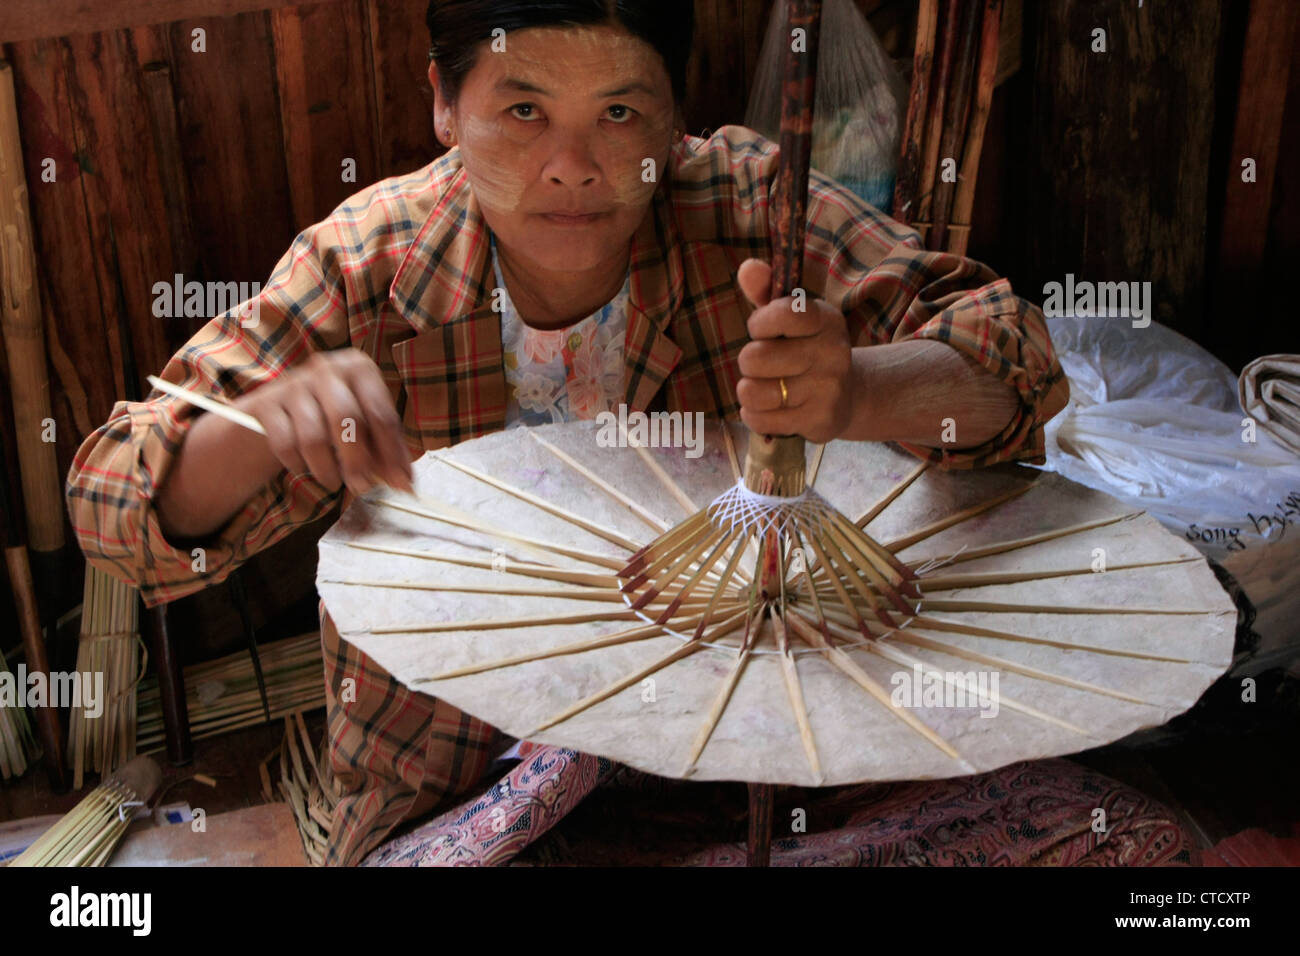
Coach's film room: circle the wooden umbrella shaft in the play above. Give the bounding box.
[743,0,824,498]
[745,0,825,867]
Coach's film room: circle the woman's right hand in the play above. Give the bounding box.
[237,349,413,496]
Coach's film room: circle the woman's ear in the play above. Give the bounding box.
[428,60,455,148]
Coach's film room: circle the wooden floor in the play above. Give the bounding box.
[0,710,328,824]
[3,671,1297,863]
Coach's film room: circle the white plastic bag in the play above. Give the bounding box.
[743,0,906,212]
[1038,315,1300,563]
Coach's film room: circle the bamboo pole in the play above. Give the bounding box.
[948,0,1004,255]
[892,0,940,222]
[918,0,965,223]
[929,0,984,251]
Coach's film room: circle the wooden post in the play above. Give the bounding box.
[0,61,66,583]
[746,782,775,866]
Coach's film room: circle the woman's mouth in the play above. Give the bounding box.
[540,212,606,226]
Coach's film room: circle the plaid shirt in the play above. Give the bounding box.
[66,125,1068,865]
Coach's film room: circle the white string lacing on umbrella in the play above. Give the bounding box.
[706,477,835,538]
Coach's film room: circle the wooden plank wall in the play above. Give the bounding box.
[0,0,912,656]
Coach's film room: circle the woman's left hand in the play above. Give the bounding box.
[734,257,856,444]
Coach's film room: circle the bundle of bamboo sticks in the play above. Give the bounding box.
[136,632,325,752]
[892,0,1005,254]
[67,566,144,789]
[260,711,337,867]
[9,755,161,867]
[0,645,37,780]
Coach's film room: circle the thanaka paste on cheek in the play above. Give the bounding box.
[452,25,677,216]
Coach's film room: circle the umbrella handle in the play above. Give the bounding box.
[744,0,823,496]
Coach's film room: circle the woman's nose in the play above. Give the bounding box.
[544,135,601,186]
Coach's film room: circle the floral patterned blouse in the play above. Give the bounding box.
[492,233,631,428]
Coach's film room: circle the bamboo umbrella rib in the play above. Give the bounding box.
[772,606,823,781]
[620,508,735,587]
[883,483,1034,552]
[373,495,626,570]
[638,527,746,618]
[840,624,1104,736]
[822,515,915,615]
[904,511,1144,567]
[784,610,974,772]
[322,579,637,602]
[856,459,930,527]
[687,531,753,640]
[902,614,1207,664]
[435,454,644,551]
[336,540,616,587]
[821,600,1212,663]
[366,607,649,635]
[917,556,1202,591]
[628,522,733,609]
[417,614,711,682]
[800,528,871,632]
[528,608,749,733]
[831,510,920,591]
[621,427,700,516]
[682,608,762,776]
[878,626,1165,708]
[918,599,1219,615]
[527,429,671,533]
[816,519,894,619]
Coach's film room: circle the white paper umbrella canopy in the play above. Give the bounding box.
[315,419,1236,787]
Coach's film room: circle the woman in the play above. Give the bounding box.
[67,0,1069,866]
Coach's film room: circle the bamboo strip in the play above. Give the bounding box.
[856,459,929,527]
[785,611,973,772]
[883,483,1034,552]
[527,430,670,532]
[368,608,643,635]
[892,0,940,222]
[436,455,644,552]
[528,610,749,733]
[625,430,698,516]
[876,625,1161,707]
[338,541,616,587]
[905,512,1143,567]
[772,607,822,781]
[917,556,1201,590]
[918,599,1217,615]
[681,608,763,775]
[416,615,712,682]
[373,495,622,569]
[845,625,1100,736]
[950,0,1004,243]
[896,614,1202,664]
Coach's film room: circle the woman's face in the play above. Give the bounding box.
[429,25,680,275]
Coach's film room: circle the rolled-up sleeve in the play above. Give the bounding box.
[845,234,1069,468]
[66,221,354,607]
[798,164,1069,469]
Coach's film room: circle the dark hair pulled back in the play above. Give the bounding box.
[427,1,695,106]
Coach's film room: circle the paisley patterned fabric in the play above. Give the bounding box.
[362,746,1190,867]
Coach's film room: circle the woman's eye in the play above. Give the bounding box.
[509,103,538,121]
[606,104,634,123]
